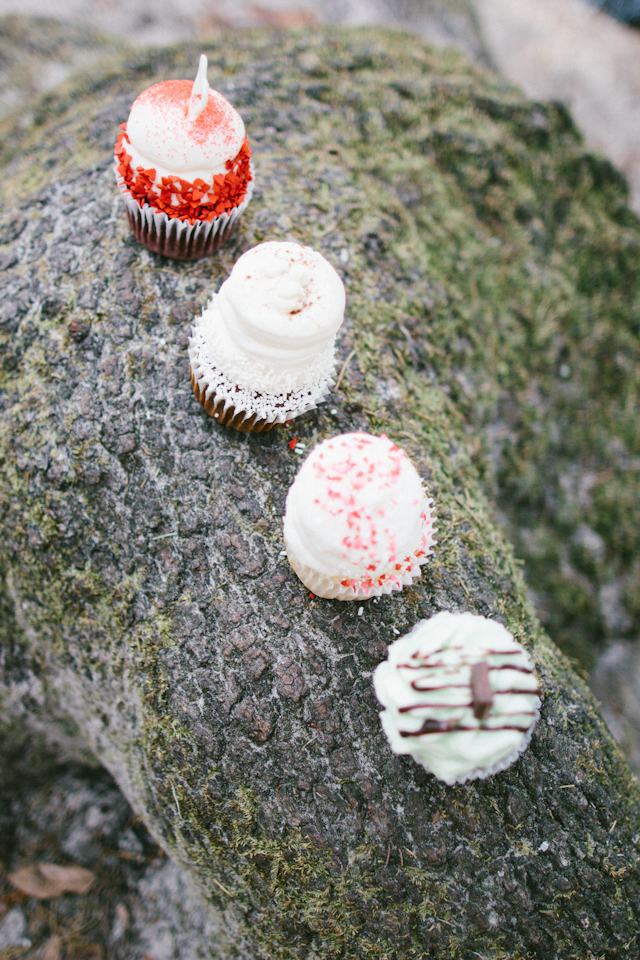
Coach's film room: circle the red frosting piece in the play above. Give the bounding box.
[114,127,252,225]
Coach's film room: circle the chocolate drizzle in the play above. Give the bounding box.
[400,718,455,737]
[491,663,536,674]
[396,646,539,738]
[400,717,535,737]
[399,701,473,712]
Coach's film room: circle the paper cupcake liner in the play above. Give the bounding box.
[188,335,336,433]
[284,508,436,600]
[114,162,255,261]
[191,373,279,433]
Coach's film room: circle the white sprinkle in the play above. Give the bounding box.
[192,301,338,399]
[340,248,349,264]
[392,628,400,635]
[559,363,571,378]
[214,413,219,418]
[159,338,166,346]
[357,606,363,616]
[330,409,338,415]
[297,442,306,449]
[538,841,549,853]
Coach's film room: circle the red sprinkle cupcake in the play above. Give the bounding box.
[114,55,254,260]
[283,432,437,600]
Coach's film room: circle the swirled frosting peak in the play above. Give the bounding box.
[373,612,541,784]
[284,432,430,582]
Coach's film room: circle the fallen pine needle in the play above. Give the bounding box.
[212,876,233,897]
[334,350,356,392]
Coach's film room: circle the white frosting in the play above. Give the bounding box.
[373,612,541,784]
[125,59,245,183]
[125,140,228,188]
[192,241,345,394]
[283,433,432,581]
[285,512,435,600]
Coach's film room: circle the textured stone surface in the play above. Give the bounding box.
[1,28,640,960]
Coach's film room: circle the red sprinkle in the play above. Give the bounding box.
[309,593,315,600]
[135,80,238,149]
[289,438,298,450]
[114,126,252,225]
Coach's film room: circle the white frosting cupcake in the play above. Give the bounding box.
[373,612,541,784]
[189,241,345,431]
[283,432,436,599]
[114,55,254,259]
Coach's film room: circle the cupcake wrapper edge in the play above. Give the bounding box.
[114,161,255,261]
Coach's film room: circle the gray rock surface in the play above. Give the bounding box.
[1,26,640,960]
[0,3,639,790]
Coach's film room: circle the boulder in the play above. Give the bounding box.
[1,27,640,959]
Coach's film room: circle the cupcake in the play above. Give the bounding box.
[189,241,345,432]
[114,55,253,260]
[373,612,541,784]
[283,432,436,599]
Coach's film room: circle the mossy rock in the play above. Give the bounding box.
[0,15,125,124]
[1,27,640,960]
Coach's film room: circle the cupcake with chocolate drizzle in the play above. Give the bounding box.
[373,612,540,784]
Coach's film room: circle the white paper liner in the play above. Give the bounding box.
[114,158,255,255]
[284,505,436,600]
[189,326,336,427]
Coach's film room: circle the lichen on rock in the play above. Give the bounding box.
[0,27,640,960]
